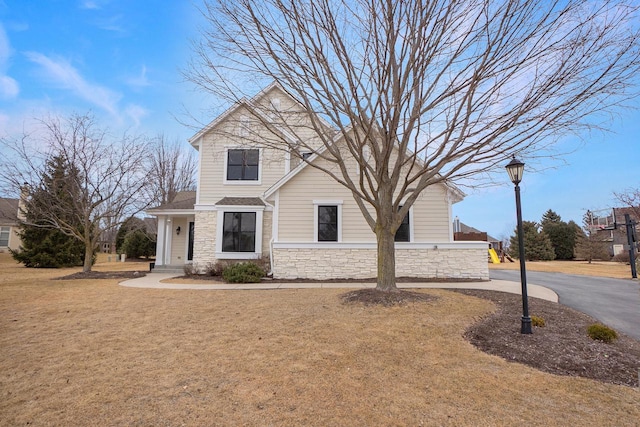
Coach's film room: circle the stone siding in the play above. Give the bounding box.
[192,210,217,268]
[272,246,488,280]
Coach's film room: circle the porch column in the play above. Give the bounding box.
[156,216,167,266]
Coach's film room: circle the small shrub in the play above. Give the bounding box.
[612,252,630,263]
[587,323,618,343]
[183,263,199,276]
[222,262,265,283]
[204,261,229,277]
[531,315,545,327]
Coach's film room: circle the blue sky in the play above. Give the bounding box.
[1,0,639,240]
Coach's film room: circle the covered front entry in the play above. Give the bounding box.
[155,214,196,267]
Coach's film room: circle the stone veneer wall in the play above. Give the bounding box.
[192,210,217,269]
[262,211,273,257]
[271,246,489,280]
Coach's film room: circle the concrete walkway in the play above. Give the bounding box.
[120,273,559,302]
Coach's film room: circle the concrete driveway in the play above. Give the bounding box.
[490,270,640,340]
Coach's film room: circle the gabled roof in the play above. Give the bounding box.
[0,198,19,226]
[147,191,196,213]
[188,81,290,146]
[263,134,466,203]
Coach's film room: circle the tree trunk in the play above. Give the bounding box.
[83,243,93,272]
[376,226,397,291]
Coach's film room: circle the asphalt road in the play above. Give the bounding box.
[489,270,640,340]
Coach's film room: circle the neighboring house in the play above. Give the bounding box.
[452,217,502,250]
[0,198,22,252]
[147,83,488,280]
[590,207,640,257]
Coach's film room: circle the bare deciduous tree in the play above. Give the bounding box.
[187,0,640,290]
[145,135,197,206]
[614,188,640,219]
[0,113,151,272]
[575,210,611,263]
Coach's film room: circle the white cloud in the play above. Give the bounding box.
[79,0,102,10]
[0,23,19,99]
[24,51,122,117]
[0,75,18,99]
[126,65,150,89]
[125,104,149,126]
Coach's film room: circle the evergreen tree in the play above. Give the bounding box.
[540,209,580,260]
[575,210,610,263]
[121,229,156,259]
[115,216,147,254]
[11,156,86,268]
[509,221,555,261]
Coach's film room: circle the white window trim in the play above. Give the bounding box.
[223,147,263,186]
[313,200,343,243]
[215,207,264,259]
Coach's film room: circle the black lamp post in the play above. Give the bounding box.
[506,156,533,334]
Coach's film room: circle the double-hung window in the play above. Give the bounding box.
[222,212,256,252]
[226,149,259,181]
[0,226,9,247]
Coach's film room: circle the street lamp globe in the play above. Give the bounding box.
[506,156,525,185]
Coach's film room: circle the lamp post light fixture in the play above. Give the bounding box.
[506,156,533,334]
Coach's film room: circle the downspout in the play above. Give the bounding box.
[261,197,276,277]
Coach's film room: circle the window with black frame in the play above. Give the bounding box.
[222,212,256,252]
[226,149,259,181]
[317,205,338,242]
[395,207,410,242]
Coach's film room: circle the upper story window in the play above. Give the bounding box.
[226,149,259,181]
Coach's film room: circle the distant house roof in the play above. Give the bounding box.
[456,220,500,243]
[0,198,19,226]
[216,197,265,207]
[147,191,196,212]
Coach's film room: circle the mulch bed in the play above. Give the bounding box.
[455,289,640,387]
[341,288,438,306]
[55,271,148,280]
[182,274,482,283]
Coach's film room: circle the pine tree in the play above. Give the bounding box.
[11,156,86,268]
[115,217,147,254]
[509,221,555,261]
[540,209,580,260]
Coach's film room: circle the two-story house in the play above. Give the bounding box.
[147,83,488,280]
[0,197,22,252]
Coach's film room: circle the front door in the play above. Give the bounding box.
[187,221,195,261]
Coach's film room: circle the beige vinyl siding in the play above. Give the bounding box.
[277,152,452,243]
[197,86,325,205]
[277,165,375,242]
[411,185,451,241]
[170,218,188,264]
[197,119,288,204]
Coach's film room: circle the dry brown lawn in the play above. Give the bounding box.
[490,259,635,279]
[1,253,638,426]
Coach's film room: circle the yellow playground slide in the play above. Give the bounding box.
[488,248,500,264]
